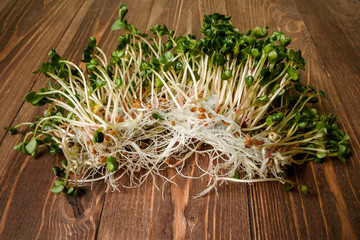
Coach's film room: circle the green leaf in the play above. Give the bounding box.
[159,55,168,64]
[285,183,293,191]
[117,36,128,50]
[266,115,273,126]
[55,180,64,186]
[152,113,165,120]
[150,57,160,67]
[111,50,125,59]
[338,144,347,156]
[245,76,254,87]
[264,44,273,54]
[111,19,126,30]
[268,50,278,62]
[150,24,160,33]
[118,4,128,21]
[259,67,269,77]
[163,61,175,72]
[141,61,150,70]
[51,185,64,194]
[4,127,18,135]
[280,34,291,47]
[338,155,346,163]
[14,142,24,151]
[232,170,240,179]
[272,112,284,121]
[21,142,27,154]
[95,78,107,88]
[286,67,299,81]
[94,129,104,143]
[257,95,269,102]
[51,166,60,176]
[251,27,265,38]
[86,63,96,71]
[192,72,200,81]
[221,69,232,80]
[155,77,164,88]
[214,54,226,66]
[88,36,96,49]
[115,78,122,87]
[174,40,186,53]
[277,88,285,96]
[90,58,98,65]
[287,49,296,60]
[331,123,338,130]
[175,61,183,72]
[298,122,307,128]
[168,30,174,37]
[106,156,119,172]
[300,185,309,194]
[49,142,61,155]
[315,121,326,130]
[251,48,259,58]
[61,160,68,168]
[316,151,326,159]
[308,85,316,92]
[67,186,75,195]
[24,91,37,103]
[25,138,37,155]
[73,189,80,198]
[319,91,327,99]
[310,108,317,115]
[342,134,350,141]
[320,114,325,122]
[294,50,306,70]
[165,51,174,61]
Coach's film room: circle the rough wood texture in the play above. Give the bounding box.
[0,0,359,239]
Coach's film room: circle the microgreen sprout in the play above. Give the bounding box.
[5,5,350,197]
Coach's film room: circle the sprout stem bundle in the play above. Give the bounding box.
[5,5,350,197]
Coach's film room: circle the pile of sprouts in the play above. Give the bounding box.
[5,5,350,197]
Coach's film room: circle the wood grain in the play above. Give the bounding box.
[227,1,359,239]
[0,0,85,142]
[0,0,359,239]
[226,0,360,239]
[96,2,251,239]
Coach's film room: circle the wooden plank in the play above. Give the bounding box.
[0,0,85,221]
[225,1,317,238]
[294,0,360,92]
[226,0,360,239]
[33,0,136,239]
[0,0,19,18]
[0,0,359,239]
[294,0,360,187]
[0,0,85,142]
[0,0,127,239]
[95,1,176,239]
[96,1,251,240]
[294,0,360,239]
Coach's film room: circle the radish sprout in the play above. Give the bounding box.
[5,5,350,197]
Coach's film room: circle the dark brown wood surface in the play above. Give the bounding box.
[0,0,359,239]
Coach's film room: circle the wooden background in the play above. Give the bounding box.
[0,0,359,239]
